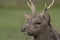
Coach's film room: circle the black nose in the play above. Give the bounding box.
[21,28,26,32]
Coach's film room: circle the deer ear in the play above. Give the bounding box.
[24,13,31,19]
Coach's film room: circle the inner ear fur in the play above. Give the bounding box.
[24,13,31,19]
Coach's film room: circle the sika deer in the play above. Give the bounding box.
[21,0,60,40]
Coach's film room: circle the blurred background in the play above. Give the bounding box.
[0,0,60,40]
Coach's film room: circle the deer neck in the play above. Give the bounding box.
[34,25,57,40]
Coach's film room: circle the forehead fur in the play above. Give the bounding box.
[28,14,42,22]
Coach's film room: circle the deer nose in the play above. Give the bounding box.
[21,27,26,32]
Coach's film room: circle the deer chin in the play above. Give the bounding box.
[22,32,33,36]
[26,31,37,36]
[28,33,38,37]
[28,33,33,36]
[22,31,33,36]
[22,32,28,35]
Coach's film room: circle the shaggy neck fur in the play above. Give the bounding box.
[34,25,58,40]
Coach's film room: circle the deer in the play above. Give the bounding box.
[21,0,60,40]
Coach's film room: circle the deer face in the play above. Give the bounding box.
[21,0,54,36]
[21,13,50,36]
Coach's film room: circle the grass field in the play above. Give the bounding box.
[0,7,60,40]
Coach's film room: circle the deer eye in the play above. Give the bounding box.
[34,22,41,25]
[36,22,41,25]
[33,22,41,28]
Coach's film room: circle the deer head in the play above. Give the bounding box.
[21,0,54,37]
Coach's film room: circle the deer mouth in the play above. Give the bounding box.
[28,33,33,36]
[22,30,34,36]
[27,31,38,36]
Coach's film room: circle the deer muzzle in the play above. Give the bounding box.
[21,27,27,32]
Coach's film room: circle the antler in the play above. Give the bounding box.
[47,0,54,9]
[27,0,36,14]
[40,0,54,15]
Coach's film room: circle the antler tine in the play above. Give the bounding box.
[41,0,54,14]
[40,0,54,15]
[47,0,54,9]
[27,0,36,14]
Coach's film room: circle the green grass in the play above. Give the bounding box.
[0,7,60,40]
